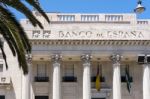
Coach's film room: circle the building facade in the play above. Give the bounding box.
[0,12,150,99]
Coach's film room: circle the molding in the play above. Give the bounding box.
[30,40,150,46]
[50,21,131,24]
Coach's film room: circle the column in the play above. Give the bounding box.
[52,54,62,99]
[27,54,34,99]
[27,54,32,99]
[81,54,92,99]
[111,54,122,99]
[143,56,150,99]
[22,54,32,99]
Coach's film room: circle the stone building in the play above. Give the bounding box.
[0,12,150,99]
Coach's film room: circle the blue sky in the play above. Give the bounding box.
[12,0,150,19]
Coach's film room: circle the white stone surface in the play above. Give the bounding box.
[1,13,150,99]
[113,63,121,99]
[143,64,150,99]
[53,62,61,99]
[83,62,91,99]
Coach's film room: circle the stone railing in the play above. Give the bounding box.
[137,20,150,25]
[21,13,144,25]
[57,15,75,21]
[105,15,123,21]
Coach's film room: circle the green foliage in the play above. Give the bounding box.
[0,0,50,74]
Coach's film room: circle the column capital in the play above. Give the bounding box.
[51,54,62,63]
[81,54,92,63]
[26,54,32,64]
[144,55,150,64]
[110,54,122,64]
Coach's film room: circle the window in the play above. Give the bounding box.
[37,64,47,77]
[35,96,48,99]
[62,64,77,82]
[121,65,133,83]
[0,95,5,99]
[0,64,3,72]
[35,64,49,82]
[91,64,105,82]
[64,64,74,76]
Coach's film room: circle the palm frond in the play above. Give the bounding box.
[0,39,8,69]
[0,5,31,53]
[0,25,16,56]
[1,0,44,29]
[26,0,50,23]
[0,6,29,74]
[0,0,50,74]
[0,19,28,73]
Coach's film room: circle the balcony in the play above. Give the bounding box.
[35,96,49,99]
[34,77,49,82]
[62,76,77,82]
[121,76,133,83]
[91,76,105,82]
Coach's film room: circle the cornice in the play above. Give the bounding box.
[30,40,150,46]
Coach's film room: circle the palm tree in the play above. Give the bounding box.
[0,0,50,74]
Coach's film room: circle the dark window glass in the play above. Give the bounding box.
[121,65,133,83]
[64,64,74,77]
[62,64,77,82]
[0,95,5,99]
[35,96,48,99]
[62,76,77,82]
[138,55,145,64]
[91,64,105,82]
[91,76,105,82]
[92,98,105,99]
[121,76,133,83]
[37,64,47,77]
[0,64,3,72]
[35,64,49,82]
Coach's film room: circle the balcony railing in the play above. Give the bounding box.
[91,76,105,82]
[137,20,149,25]
[34,77,49,82]
[92,98,105,99]
[57,15,75,21]
[105,15,123,21]
[22,13,138,25]
[81,15,99,21]
[35,96,48,99]
[62,76,77,82]
[121,76,133,83]
[0,96,5,99]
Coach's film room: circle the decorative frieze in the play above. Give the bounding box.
[31,40,150,46]
[30,29,148,40]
